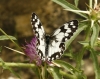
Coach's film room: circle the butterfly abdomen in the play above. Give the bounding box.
[45,35,50,57]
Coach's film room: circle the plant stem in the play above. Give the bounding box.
[60,70,77,79]
[42,63,47,79]
[84,24,91,41]
[0,62,35,68]
[89,0,93,9]
[76,47,86,70]
[0,28,23,52]
[90,48,100,79]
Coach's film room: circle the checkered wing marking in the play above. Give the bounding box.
[31,13,45,38]
[31,13,45,60]
[48,20,78,61]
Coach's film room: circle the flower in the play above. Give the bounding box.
[24,36,42,66]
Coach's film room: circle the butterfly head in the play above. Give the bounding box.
[45,34,51,43]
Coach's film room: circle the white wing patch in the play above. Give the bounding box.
[31,13,78,61]
[47,20,78,61]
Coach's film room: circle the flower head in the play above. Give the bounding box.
[24,36,42,66]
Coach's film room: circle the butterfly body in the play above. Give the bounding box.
[31,13,78,61]
[45,35,50,57]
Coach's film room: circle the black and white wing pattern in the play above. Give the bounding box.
[48,20,78,61]
[31,13,78,61]
[31,13,45,60]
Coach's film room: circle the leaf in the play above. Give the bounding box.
[90,23,99,48]
[0,35,17,40]
[91,50,100,55]
[78,41,89,47]
[75,47,86,70]
[74,0,79,7]
[64,9,89,14]
[54,60,85,79]
[90,48,100,79]
[63,47,73,58]
[0,28,22,51]
[0,58,21,79]
[52,0,78,9]
[48,67,62,79]
[54,60,79,74]
[59,70,77,79]
[52,0,87,18]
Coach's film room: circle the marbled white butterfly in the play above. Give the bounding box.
[31,13,78,61]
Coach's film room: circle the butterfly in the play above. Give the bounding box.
[31,13,78,62]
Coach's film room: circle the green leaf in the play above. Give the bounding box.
[78,41,89,47]
[92,50,100,55]
[59,70,77,79]
[74,0,79,7]
[0,28,23,51]
[52,0,87,18]
[54,60,79,74]
[90,48,100,79]
[0,58,21,79]
[75,47,86,70]
[90,23,99,48]
[63,46,73,58]
[48,67,62,79]
[0,35,17,40]
[52,0,78,9]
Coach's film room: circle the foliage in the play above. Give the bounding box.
[52,0,100,79]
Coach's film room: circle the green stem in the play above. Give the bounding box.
[0,28,23,52]
[42,63,47,79]
[37,66,42,79]
[85,25,91,41]
[89,0,93,9]
[60,70,77,79]
[90,48,100,79]
[0,62,35,68]
[76,47,86,70]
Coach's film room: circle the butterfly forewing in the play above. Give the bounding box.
[47,20,78,61]
[31,13,78,61]
[31,13,45,38]
[53,20,78,42]
[31,13,45,60]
